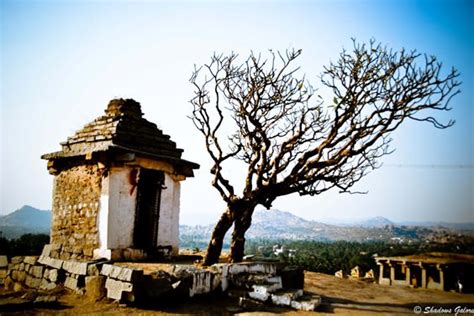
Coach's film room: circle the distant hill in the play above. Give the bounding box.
[321,216,394,228]
[0,205,51,239]
[180,209,474,249]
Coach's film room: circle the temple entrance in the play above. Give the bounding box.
[133,168,164,250]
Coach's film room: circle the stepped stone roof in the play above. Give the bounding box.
[42,98,199,176]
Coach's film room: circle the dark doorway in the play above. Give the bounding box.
[133,168,164,250]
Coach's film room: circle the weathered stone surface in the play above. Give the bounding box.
[290,294,321,311]
[211,263,230,291]
[4,276,13,290]
[0,268,7,279]
[85,276,106,301]
[271,289,304,306]
[100,264,114,277]
[116,267,143,282]
[17,271,27,282]
[41,244,52,257]
[49,164,102,260]
[249,283,282,302]
[40,278,57,291]
[0,255,8,268]
[229,262,277,276]
[105,277,133,301]
[189,271,217,297]
[11,256,24,264]
[23,256,38,265]
[64,276,81,291]
[38,256,63,269]
[31,266,44,278]
[13,282,24,292]
[49,269,59,282]
[19,263,25,271]
[63,260,88,275]
[25,275,41,289]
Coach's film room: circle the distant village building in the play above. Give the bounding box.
[375,252,474,293]
[42,99,199,261]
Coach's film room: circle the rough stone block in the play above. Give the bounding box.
[8,263,19,271]
[0,255,8,268]
[85,276,106,301]
[51,243,62,251]
[271,289,304,306]
[290,294,321,311]
[116,267,143,282]
[31,266,44,278]
[25,275,41,289]
[189,271,214,297]
[105,277,133,301]
[11,270,19,281]
[39,256,64,269]
[41,244,52,257]
[17,271,26,282]
[13,282,24,292]
[49,269,59,282]
[249,290,270,302]
[44,269,50,280]
[4,276,13,290]
[229,262,277,275]
[249,283,282,302]
[0,269,8,284]
[23,256,38,265]
[109,266,123,279]
[72,246,83,255]
[64,276,80,291]
[19,263,25,271]
[40,278,57,291]
[63,260,88,275]
[100,264,114,277]
[11,256,24,264]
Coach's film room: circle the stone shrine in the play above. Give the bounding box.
[42,99,199,260]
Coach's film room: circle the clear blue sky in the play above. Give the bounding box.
[1,0,473,225]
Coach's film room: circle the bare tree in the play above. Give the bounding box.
[189,39,460,265]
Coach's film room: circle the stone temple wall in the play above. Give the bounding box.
[51,163,104,260]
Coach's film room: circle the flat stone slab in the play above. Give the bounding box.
[63,260,88,275]
[23,256,38,265]
[38,256,63,269]
[105,277,133,301]
[0,256,8,268]
[271,289,304,306]
[290,294,321,311]
[100,264,143,282]
[228,262,277,275]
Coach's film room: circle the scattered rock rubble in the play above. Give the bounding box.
[0,246,321,311]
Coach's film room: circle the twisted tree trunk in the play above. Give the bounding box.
[229,207,255,263]
[203,208,235,266]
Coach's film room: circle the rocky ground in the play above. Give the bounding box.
[1,271,473,315]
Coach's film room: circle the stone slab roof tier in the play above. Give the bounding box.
[42,98,199,177]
